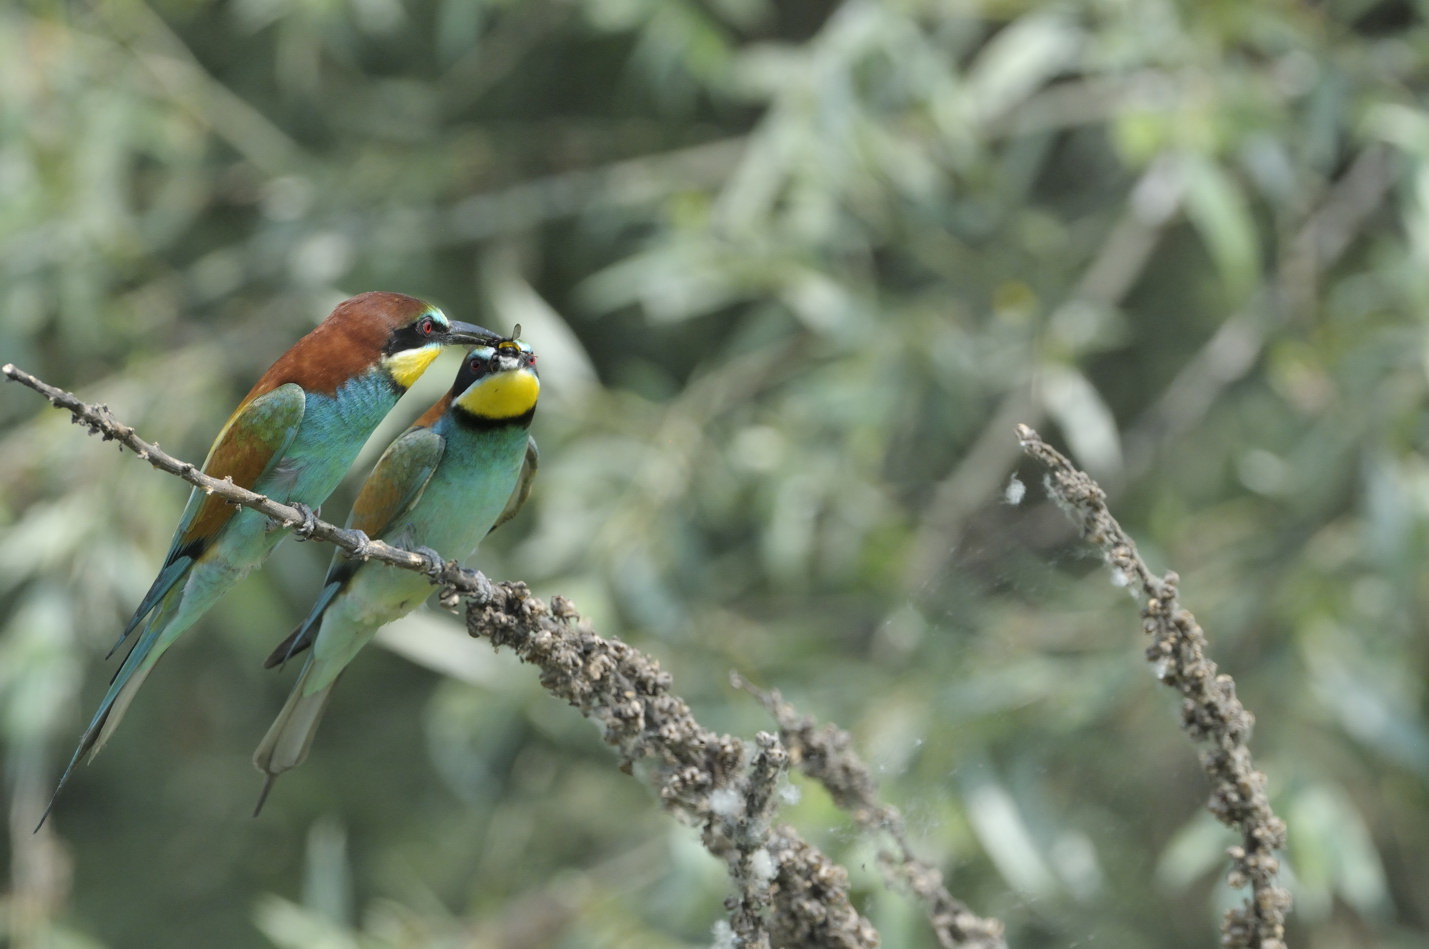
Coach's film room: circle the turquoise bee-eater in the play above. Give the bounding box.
[252,336,539,813]
[41,292,499,826]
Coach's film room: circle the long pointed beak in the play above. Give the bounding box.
[442,320,502,346]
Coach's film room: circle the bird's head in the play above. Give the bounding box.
[359,293,499,391]
[449,330,540,426]
[264,292,500,397]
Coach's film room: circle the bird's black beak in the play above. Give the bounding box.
[442,320,503,346]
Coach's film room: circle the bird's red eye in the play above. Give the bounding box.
[418,316,436,337]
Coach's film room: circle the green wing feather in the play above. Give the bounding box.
[262,427,445,668]
[488,435,538,535]
[117,384,305,648]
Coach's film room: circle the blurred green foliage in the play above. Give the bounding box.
[2,0,1428,946]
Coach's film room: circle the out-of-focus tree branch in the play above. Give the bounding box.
[1017,424,1292,949]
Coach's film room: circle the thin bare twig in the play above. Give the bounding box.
[1122,143,1397,478]
[443,137,747,243]
[102,0,306,175]
[904,155,1183,591]
[1017,423,1291,949]
[1,363,485,597]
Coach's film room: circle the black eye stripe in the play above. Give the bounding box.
[385,319,441,355]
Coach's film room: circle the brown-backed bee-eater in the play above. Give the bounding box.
[40,291,498,827]
[252,335,539,814]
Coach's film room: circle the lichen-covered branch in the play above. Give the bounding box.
[1016,424,1292,949]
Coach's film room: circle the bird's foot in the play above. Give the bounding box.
[252,773,280,817]
[412,545,447,579]
[437,568,490,610]
[340,528,374,561]
[289,502,319,540]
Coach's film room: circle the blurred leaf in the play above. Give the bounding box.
[961,766,1058,900]
[253,896,359,949]
[302,818,354,929]
[1179,152,1261,302]
[1157,810,1233,890]
[1040,363,1124,479]
[965,13,1084,126]
[1285,784,1392,922]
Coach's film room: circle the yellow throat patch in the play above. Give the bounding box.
[384,345,442,390]
[457,368,540,420]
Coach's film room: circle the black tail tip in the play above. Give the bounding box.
[34,797,59,834]
[252,774,279,818]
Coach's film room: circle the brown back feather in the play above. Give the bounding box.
[238,292,432,403]
[175,293,433,556]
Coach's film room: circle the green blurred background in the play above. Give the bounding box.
[2,0,1427,946]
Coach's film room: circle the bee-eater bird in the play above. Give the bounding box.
[41,292,498,826]
[252,336,539,814]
